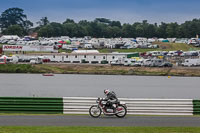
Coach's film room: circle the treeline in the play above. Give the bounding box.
[1,7,200,38]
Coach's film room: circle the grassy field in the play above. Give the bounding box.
[99,48,158,53]
[36,42,200,54]
[34,64,200,77]
[153,42,200,51]
[0,127,200,133]
[0,64,41,73]
[0,43,5,48]
[1,64,200,77]
[99,42,200,53]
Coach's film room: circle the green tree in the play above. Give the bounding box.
[121,24,135,37]
[166,22,179,38]
[37,22,63,37]
[2,25,24,36]
[0,8,28,30]
[78,20,89,26]
[180,19,200,38]
[35,17,200,38]
[146,24,157,38]
[157,22,168,38]
[133,22,144,37]
[63,23,78,37]
[37,24,54,37]
[36,17,49,27]
[50,22,63,37]
[110,21,122,28]
[95,18,111,24]
[63,18,75,24]
[23,20,34,34]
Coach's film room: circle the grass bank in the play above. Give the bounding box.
[153,42,200,51]
[1,64,200,77]
[0,64,41,73]
[0,127,200,133]
[99,42,200,53]
[34,64,200,77]
[39,42,200,54]
[0,43,6,47]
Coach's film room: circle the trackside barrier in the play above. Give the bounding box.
[0,97,197,115]
[0,97,63,114]
[193,100,200,115]
[63,97,193,116]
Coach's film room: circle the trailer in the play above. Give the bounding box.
[150,59,163,67]
[181,59,200,67]
[111,58,125,65]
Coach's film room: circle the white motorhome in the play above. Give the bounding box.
[124,58,137,66]
[84,43,93,49]
[30,56,43,64]
[143,59,152,67]
[111,58,126,65]
[150,59,163,67]
[148,51,162,56]
[130,59,144,66]
[0,55,18,64]
[182,59,200,67]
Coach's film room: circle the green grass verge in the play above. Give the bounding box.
[0,127,200,133]
[154,42,200,51]
[99,48,158,53]
[0,43,6,48]
[98,42,200,53]
[0,64,199,77]
[0,64,41,73]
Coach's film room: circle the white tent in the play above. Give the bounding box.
[72,50,99,54]
[1,35,19,40]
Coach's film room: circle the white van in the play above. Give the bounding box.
[124,59,137,66]
[30,57,43,64]
[111,58,125,65]
[150,59,163,67]
[182,59,200,67]
[143,59,152,67]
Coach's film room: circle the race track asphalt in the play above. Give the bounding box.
[0,115,200,127]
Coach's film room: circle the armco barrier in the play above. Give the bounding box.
[63,97,193,115]
[0,97,63,114]
[0,97,197,115]
[193,100,200,115]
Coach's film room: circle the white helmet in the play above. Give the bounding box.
[104,89,110,95]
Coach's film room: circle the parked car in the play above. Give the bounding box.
[159,62,173,67]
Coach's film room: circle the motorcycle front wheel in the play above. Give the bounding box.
[89,105,102,118]
[115,105,127,118]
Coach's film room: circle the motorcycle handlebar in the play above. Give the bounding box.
[96,98,104,103]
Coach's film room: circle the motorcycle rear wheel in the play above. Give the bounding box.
[89,105,102,118]
[115,105,127,118]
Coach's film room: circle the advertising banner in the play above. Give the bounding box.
[3,45,54,52]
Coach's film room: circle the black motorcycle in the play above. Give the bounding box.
[89,98,127,118]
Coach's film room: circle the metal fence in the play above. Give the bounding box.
[63,97,193,115]
[0,97,63,114]
[0,97,196,115]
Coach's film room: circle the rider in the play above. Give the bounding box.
[103,89,118,113]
